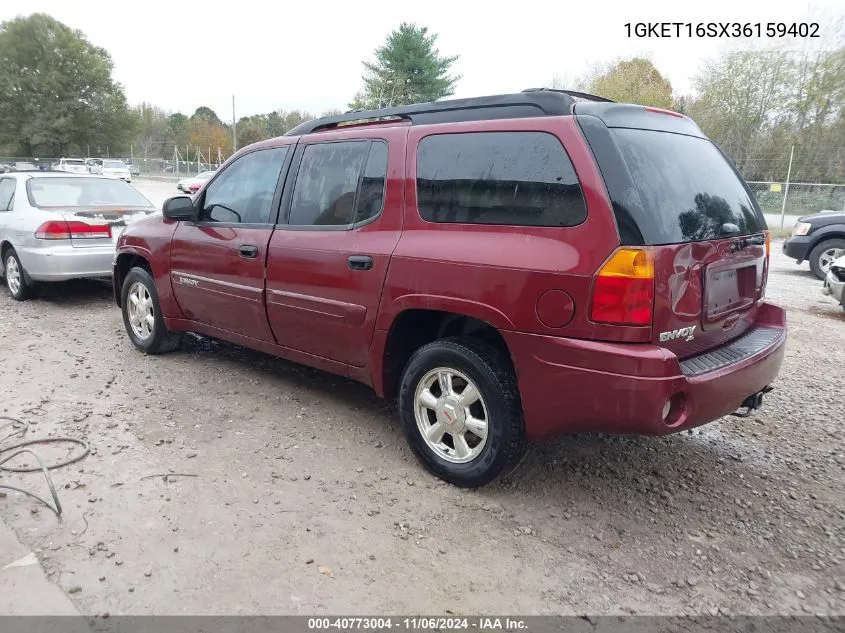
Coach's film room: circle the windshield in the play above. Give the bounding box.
[610,128,765,244]
[28,177,152,207]
[63,159,85,165]
[104,160,126,169]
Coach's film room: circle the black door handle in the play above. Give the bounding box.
[348,255,373,271]
[239,245,259,259]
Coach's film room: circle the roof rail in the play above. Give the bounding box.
[284,91,577,136]
[521,88,615,103]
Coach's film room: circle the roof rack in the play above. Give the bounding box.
[521,88,614,103]
[285,89,585,136]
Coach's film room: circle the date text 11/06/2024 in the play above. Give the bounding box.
[307,617,528,631]
[624,22,820,38]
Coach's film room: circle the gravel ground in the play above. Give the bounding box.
[0,183,843,615]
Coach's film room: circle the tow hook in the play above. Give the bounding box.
[731,386,774,418]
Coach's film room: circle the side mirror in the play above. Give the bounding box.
[162,195,195,221]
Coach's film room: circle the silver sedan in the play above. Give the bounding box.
[0,172,157,300]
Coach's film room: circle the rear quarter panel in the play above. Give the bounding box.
[377,117,631,341]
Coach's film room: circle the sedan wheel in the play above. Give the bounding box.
[5,255,21,296]
[4,249,35,301]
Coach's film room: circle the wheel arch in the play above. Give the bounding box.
[113,250,153,307]
[377,308,515,402]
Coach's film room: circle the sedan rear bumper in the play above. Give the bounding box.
[17,243,115,281]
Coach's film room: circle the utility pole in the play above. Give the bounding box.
[232,94,237,153]
[779,145,795,229]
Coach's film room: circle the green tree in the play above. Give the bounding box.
[134,103,172,159]
[351,23,460,110]
[587,57,673,108]
[168,113,189,150]
[236,115,268,147]
[0,13,134,155]
[192,106,223,126]
[687,50,794,179]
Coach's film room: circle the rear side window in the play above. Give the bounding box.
[610,129,764,244]
[288,140,387,227]
[416,132,587,227]
[0,178,15,211]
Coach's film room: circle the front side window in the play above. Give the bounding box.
[416,131,587,227]
[199,147,288,224]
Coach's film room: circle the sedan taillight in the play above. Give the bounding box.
[35,220,111,240]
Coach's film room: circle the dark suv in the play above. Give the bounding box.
[112,89,787,487]
[782,212,845,279]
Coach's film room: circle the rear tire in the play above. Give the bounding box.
[809,238,845,280]
[121,266,182,354]
[398,337,526,488]
[4,248,37,301]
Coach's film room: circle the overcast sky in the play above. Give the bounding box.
[2,0,840,121]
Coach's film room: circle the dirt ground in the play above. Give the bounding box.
[0,180,843,615]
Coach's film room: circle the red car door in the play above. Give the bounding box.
[170,144,292,342]
[265,126,405,367]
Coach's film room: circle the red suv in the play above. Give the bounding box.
[113,89,787,487]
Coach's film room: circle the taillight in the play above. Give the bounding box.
[590,247,655,326]
[35,220,111,240]
[764,231,771,259]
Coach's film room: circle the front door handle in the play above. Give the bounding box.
[239,245,259,259]
[348,255,373,271]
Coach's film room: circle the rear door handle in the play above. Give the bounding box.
[348,255,373,271]
[239,245,259,259]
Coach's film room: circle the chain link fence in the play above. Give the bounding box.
[747,181,845,218]
[0,155,221,179]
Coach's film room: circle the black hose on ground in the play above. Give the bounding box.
[0,416,91,516]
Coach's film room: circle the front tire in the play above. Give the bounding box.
[4,248,36,301]
[398,337,526,488]
[121,267,182,354]
[809,238,845,280]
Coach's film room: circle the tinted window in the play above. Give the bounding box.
[289,142,367,226]
[0,179,15,211]
[610,129,764,244]
[28,178,152,207]
[200,147,287,224]
[354,142,388,224]
[416,132,587,227]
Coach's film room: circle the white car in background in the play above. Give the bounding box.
[0,172,157,300]
[55,158,89,174]
[92,159,132,182]
[177,170,215,193]
[822,253,845,312]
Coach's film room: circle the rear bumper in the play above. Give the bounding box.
[18,243,115,281]
[782,236,812,262]
[503,302,787,439]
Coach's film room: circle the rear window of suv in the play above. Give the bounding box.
[416,131,587,227]
[610,129,765,244]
